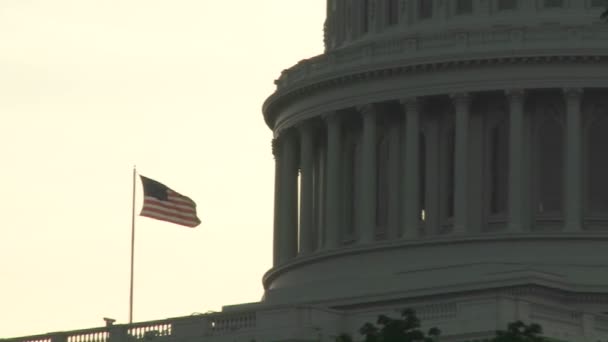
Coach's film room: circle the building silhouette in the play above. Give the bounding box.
[5,1,608,341]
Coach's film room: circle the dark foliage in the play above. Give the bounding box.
[601,1,608,20]
[357,309,440,342]
[491,321,547,342]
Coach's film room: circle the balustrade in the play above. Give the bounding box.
[2,312,258,342]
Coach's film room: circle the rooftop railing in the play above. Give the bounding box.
[1,311,258,342]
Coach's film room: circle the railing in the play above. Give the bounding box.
[67,329,109,342]
[1,311,257,342]
[208,312,256,333]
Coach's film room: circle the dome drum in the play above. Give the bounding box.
[265,85,608,304]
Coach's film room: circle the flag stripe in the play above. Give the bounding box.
[139,175,200,228]
[141,201,198,220]
[143,197,197,215]
[140,211,199,227]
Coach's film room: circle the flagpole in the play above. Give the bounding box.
[129,166,137,324]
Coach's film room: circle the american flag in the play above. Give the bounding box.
[139,175,200,228]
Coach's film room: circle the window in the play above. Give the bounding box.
[387,0,399,26]
[345,3,352,40]
[497,0,517,10]
[456,0,473,14]
[544,0,564,8]
[342,120,361,241]
[361,0,369,34]
[586,113,608,214]
[419,132,426,221]
[419,0,433,19]
[446,127,455,219]
[536,113,563,214]
[489,120,509,215]
[313,136,326,250]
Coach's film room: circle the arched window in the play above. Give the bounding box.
[586,106,608,214]
[535,105,564,216]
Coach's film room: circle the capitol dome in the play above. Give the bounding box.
[261,0,608,340]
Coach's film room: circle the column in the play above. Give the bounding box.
[371,0,381,33]
[279,129,298,263]
[507,89,526,233]
[357,104,377,244]
[400,98,420,239]
[425,122,440,235]
[387,119,400,239]
[325,113,342,249]
[298,122,315,255]
[272,138,282,266]
[452,93,471,234]
[564,88,583,232]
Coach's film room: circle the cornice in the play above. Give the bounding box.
[262,24,608,128]
[327,284,608,313]
[262,232,608,290]
[263,54,608,129]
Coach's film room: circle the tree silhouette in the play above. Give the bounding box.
[601,0,608,20]
[336,309,601,342]
[491,320,547,342]
[357,309,440,342]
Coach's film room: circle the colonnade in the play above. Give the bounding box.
[271,88,587,266]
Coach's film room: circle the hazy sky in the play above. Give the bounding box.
[0,1,324,337]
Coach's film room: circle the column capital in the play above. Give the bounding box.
[277,127,297,142]
[563,87,583,101]
[322,111,342,125]
[357,103,378,117]
[399,97,420,112]
[505,89,525,101]
[450,92,471,106]
[296,119,316,135]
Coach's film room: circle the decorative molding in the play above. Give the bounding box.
[264,53,608,128]
[263,23,608,127]
[262,232,608,288]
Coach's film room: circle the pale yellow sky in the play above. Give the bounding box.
[0,1,325,337]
